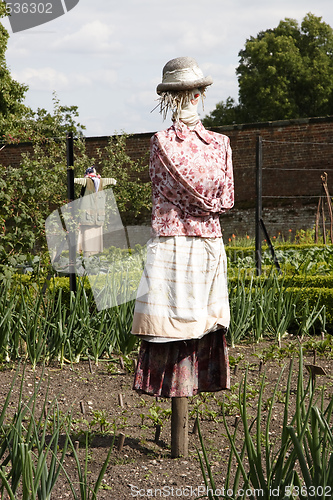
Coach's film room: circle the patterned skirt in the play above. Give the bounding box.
[133,328,230,398]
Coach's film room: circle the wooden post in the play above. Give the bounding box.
[192,417,199,435]
[117,432,126,452]
[79,401,85,416]
[154,424,161,443]
[171,397,188,458]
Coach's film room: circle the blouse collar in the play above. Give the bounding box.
[173,120,212,144]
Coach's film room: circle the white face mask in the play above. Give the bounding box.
[179,89,201,127]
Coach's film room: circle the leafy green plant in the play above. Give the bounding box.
[89,410,113,434]
[0,98,87,275]
[147,403,172,428]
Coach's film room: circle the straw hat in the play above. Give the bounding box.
[156,56,213,94]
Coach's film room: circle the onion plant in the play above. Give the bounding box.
[286,355,333,497]
[228,272,254,348]
[18,283,48,369]
[0,245,329,366]
[296,296,325,339]
[63,431,115,500]
[262,274,299,345]
[0,364,71,499]
[0,281,19,361]
[0,363,115,499]
[197,346,333,499]
[251,277,268,343]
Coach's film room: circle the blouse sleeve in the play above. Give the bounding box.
[149,135,228,218]
[220,137,234,212]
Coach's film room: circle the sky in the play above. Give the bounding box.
[2,0,333,138]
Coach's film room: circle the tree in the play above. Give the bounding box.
[203,13,333,126]
[201,97,242,127]
[0,3,30,136]
[3,92,86,143]
[99,133,151,227]
[0,98,88,275]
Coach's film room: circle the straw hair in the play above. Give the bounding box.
[156,88,207,121]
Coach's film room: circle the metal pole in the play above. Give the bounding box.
[260,218,281,274]
[66,132,76,293]
[255,136,263,276]
[67,132,75,200]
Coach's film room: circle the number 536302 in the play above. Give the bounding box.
[3,2,53,14]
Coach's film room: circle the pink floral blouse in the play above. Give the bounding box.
[149,120,234,237]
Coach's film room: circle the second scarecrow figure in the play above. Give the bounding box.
[74,166,116,257]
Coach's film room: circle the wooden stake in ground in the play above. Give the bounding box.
[171,397,188,458]
[315,172,333,244]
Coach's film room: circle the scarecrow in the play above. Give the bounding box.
[74,167,116,257]
[131,57,234,455]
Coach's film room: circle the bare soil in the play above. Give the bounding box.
[0,339,332,499]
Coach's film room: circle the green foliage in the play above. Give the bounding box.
[226,242,333,342]
[202,97,242,127]
[1,239,333,366]
[0,96,92,275]
[228,276,329,345]
[228,272,254,347]
[0,4,30,138]
[238,13,333,122]
[226,243,333,276]
[1,241,333,364]
[203,13,333,126]
[0,110,150,277]
[3,93,86,143]
[97,133,151,225]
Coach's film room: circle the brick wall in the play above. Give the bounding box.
[86,116,333,207]
[214,116,333,206]
[3,116,333,239]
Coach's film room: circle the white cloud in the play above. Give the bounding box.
[12,67,95,91]
[12,66,119,93]
[52,20,122,54]
[12,67,69,91]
